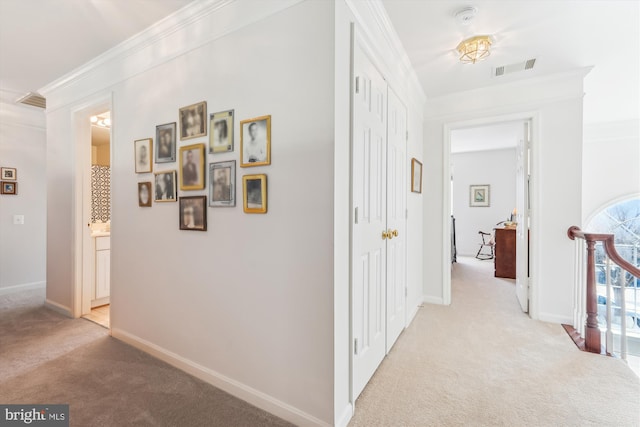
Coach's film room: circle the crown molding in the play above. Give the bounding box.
[39,0,303,100]
[0,100,46,130]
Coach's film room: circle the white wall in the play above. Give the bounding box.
[0,102,46,294]
[452,148,517,256]
[583,119,640,222]
[423,70,587,323]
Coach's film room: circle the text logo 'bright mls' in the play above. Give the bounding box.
[1,405,68,426]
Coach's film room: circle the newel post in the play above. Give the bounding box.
[584,239,601,353]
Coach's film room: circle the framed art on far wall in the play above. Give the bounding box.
[134,138,153,173]
[1,167,17,180]
[179,196,207,231]
[138,182,152,207]
[154,170,177,202]
[179,143,206,190]
[1,181,17,195]
[240,115,271,167]
[411,158,422,193]
[209,109,234,154]
[242,174,267,214]
[156,122,176,163]
[470,184,490,207]
[179,101,207,140]
[209,160,236,207]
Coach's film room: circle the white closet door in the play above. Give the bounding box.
[385,88,407,352]
[352,41,388,400]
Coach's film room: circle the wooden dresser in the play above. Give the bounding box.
[494,228,516,279]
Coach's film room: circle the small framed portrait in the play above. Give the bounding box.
[134,138,153,173]
[209,109,234,154]
[1,167,17,180]
[209,160,235,207]
[156,122,176,163]
[470,184,490,207]
[411,158,423,193]
[138,182,152,207]
[179,143,206,190]
[179,101,207,140]
[154,170,177,202]
[240,115,271,167]
[179,196,207,231]
[1,181,17,195]
[242,174,267,214]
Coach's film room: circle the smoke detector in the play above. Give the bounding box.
[455,7,478,25]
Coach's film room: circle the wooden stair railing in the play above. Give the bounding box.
[566,226,640,354]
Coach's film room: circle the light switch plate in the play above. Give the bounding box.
[13,215,24,225]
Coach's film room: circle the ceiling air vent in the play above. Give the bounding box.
[493,58,536,78]
[16,92,46,109]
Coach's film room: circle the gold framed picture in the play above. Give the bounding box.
[179,143,206,191]
[138,182,152,207]
[242,174,267,214]
[134,138,153,173]
[209,109,234,154]
[411,158,422,193]
[470,184,490,207]
[179,101,207,140]
[240,115,271,167]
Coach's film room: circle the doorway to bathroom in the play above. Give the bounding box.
[81,111,111,328]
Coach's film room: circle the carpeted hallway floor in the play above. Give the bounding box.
[0,289,292,427]
[349,256,640,426]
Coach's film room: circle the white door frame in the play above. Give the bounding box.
[442,111,540,319]
[71,93,112,319]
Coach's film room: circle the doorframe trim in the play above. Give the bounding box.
[71,93,112,319]
[442,111,540,318]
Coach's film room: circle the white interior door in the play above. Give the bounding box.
[352,42,388,399]
[385,88,407,352]
[515,121,530,312]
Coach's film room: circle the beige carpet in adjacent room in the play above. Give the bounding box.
[349,256,639,427]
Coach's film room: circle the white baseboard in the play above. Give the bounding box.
[406,303,420,326]
[45,299,73,317]
[423,295,444,305]
[0,281,45,295]
[537,312,573,325]
[335,403,353,427]
[111,328,331,427]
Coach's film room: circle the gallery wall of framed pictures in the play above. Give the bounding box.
[1,167,18,195]
[134,101,271,231]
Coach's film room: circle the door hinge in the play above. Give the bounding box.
[355,76,360,94]
[354,207,359,224]
[354,338,359,355]
[406,130,409,141]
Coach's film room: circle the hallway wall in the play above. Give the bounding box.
[423,70,588,323]
[0,103,46,294]
[452,148,517,256]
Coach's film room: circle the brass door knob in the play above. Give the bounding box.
[392,229,399,237]
[382,230,390,240]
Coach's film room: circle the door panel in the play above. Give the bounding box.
[352,42,388,399]
[516,121,530,312]
[386,88,407,352]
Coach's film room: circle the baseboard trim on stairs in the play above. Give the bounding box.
[0,281,45,295]
[111,328,332,427]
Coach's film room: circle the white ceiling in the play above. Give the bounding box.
[0,0,637,127]
[382,0,640,125]
[0,0,193,104]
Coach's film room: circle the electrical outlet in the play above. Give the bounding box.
[13,215,24,225]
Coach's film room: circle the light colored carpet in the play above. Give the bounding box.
[0,289,292,427]
[349,256,640,427]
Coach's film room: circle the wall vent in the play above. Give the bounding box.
[494,59,536,77]
[16,92,46,109]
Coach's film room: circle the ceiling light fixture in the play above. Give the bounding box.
[456,35,492,64]
[91,116,111,128]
